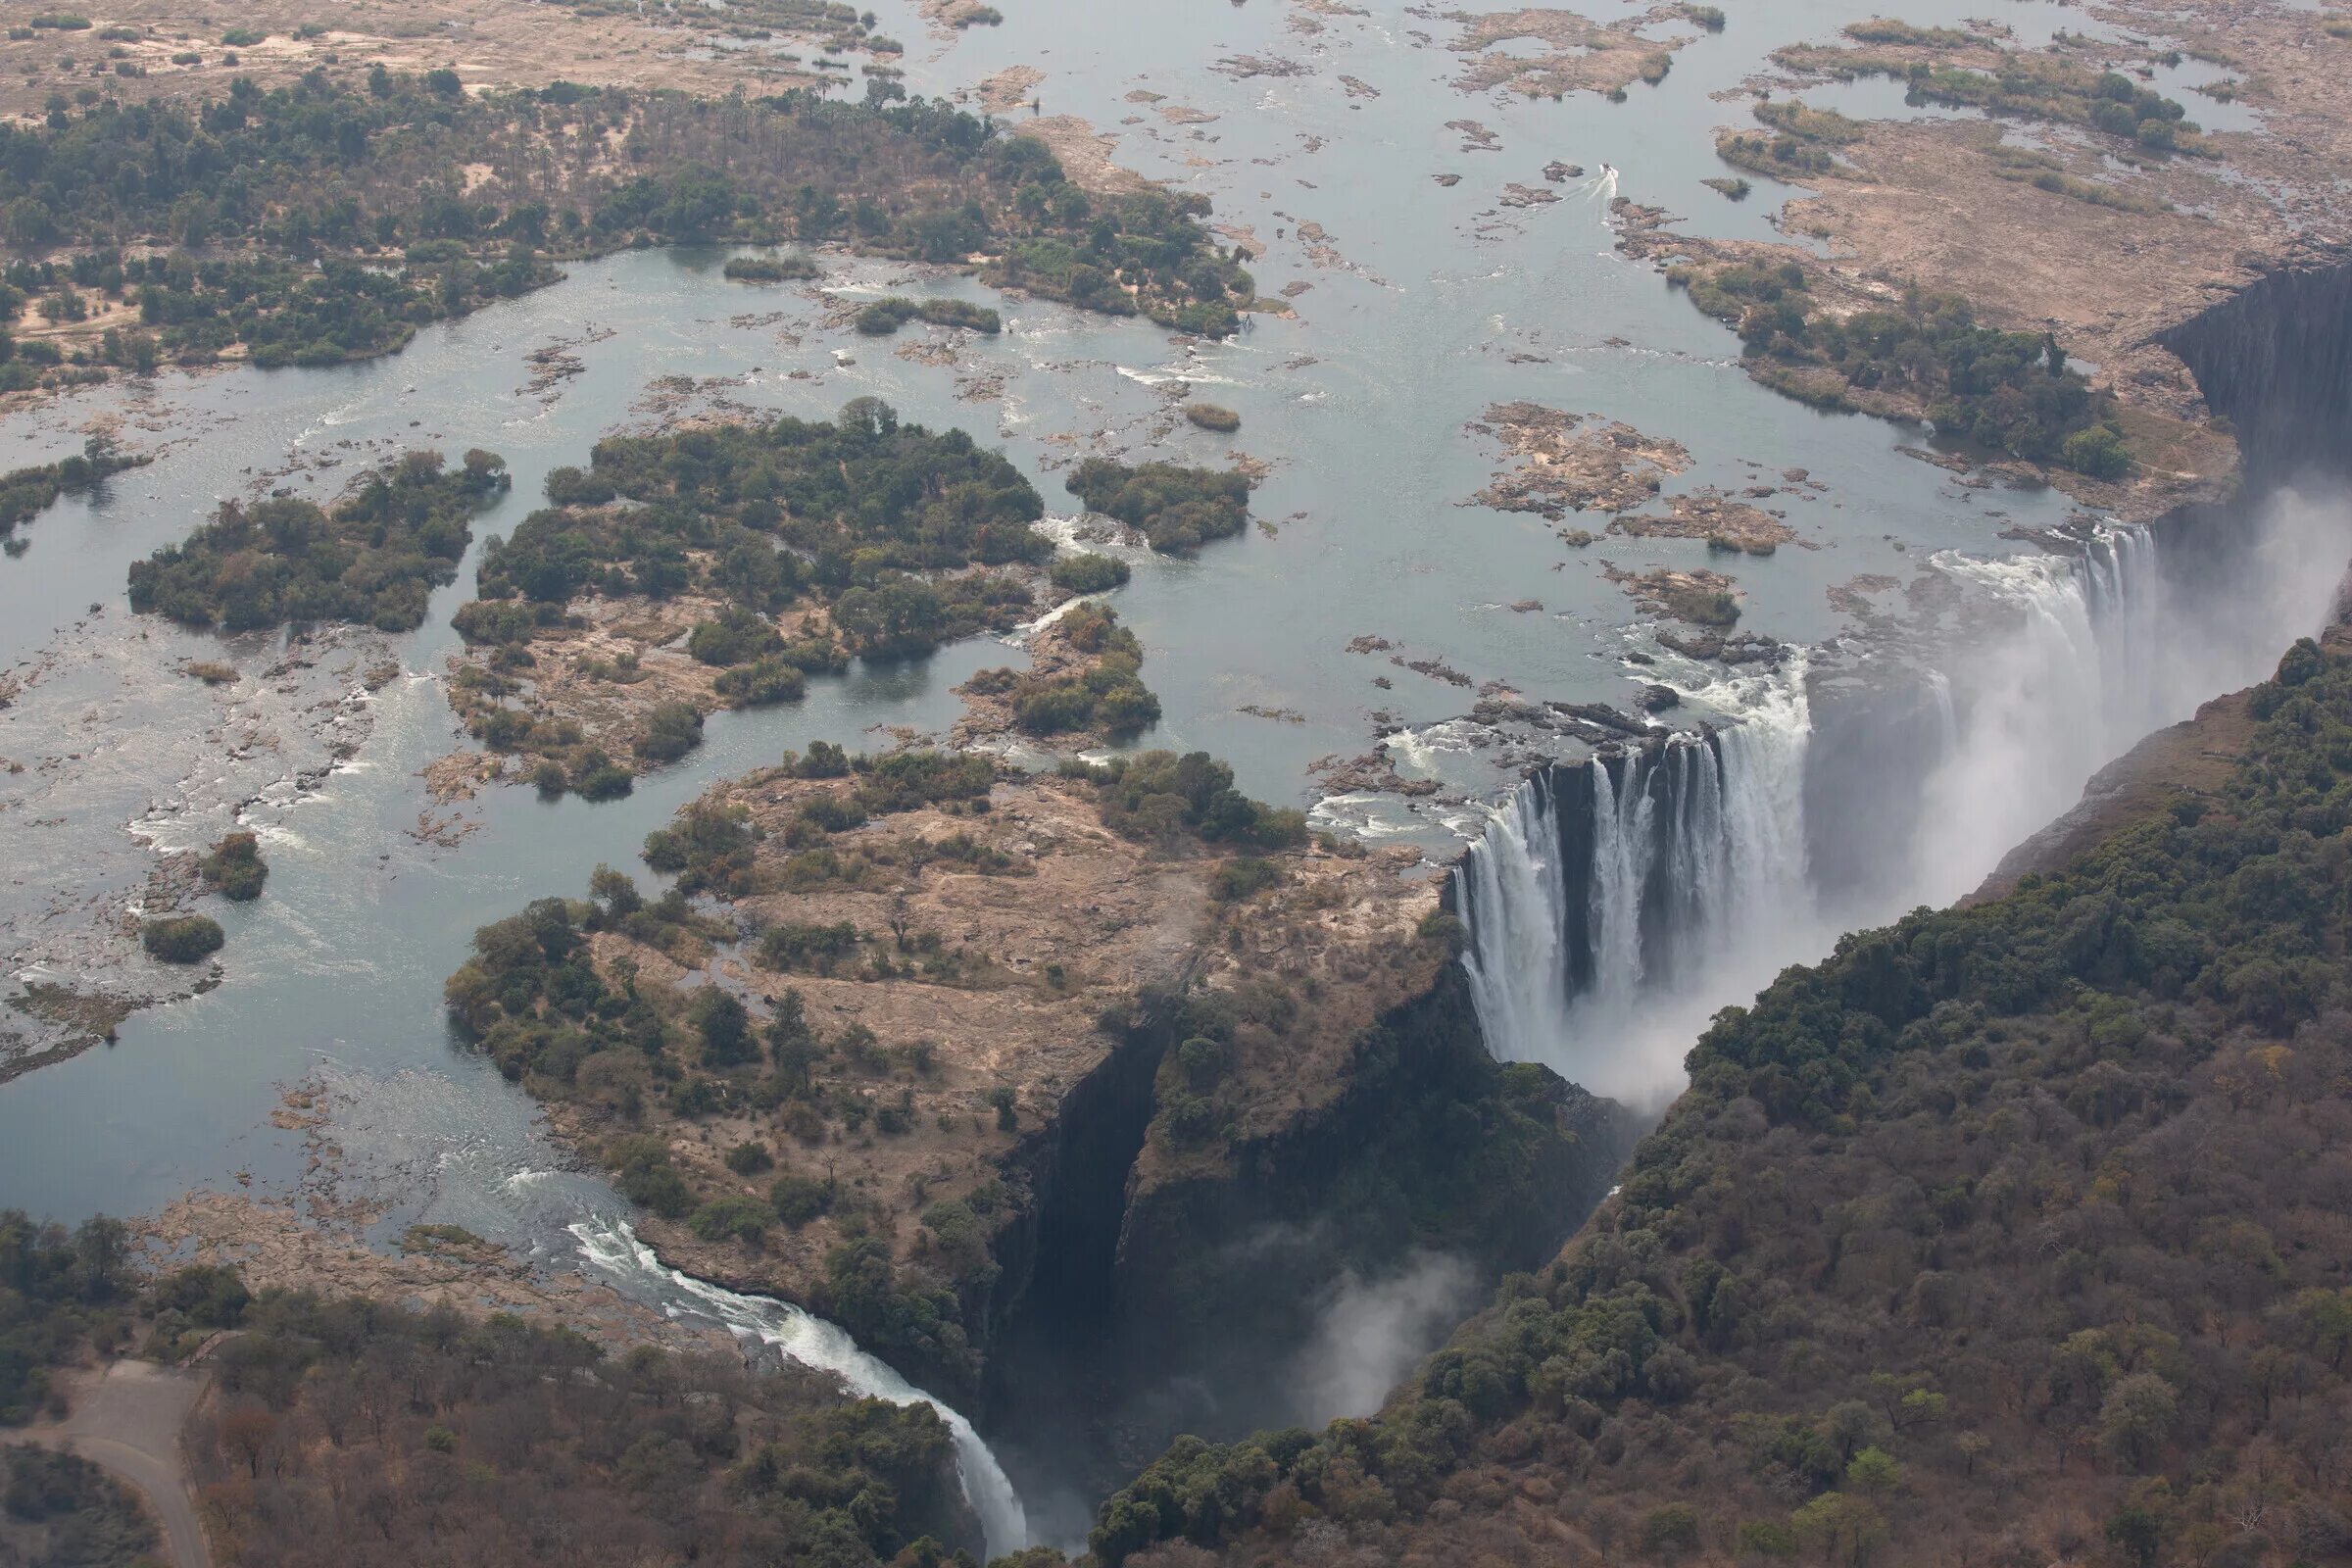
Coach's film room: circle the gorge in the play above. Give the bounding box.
[4,2,2352,1565]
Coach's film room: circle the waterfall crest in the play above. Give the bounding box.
[571,1217,1031,1558]
[1455,664,1813,1104]
[1455,503,2352,1104]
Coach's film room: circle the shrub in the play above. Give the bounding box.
[198,831,268,901]
[770,1173,835,1227]
[689,1195,772,1245]
[142,914,223,962]
[1049,552,1131,594]
[1211,857,1280,901]
[713,656,808,708]
[571,750,633,801]
[2061,422,2132,479]
[609,1137,693,1218]
[634,702,705,764]
[1183,402,1240,432]
[724,1140,773,1175]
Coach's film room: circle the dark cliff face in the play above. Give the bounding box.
[1111,961,1637,1387]
[976,961,1639,1519]
[2159,257,2352,485]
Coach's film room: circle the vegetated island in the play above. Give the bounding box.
[0,65,1256,407]
[127,447,510,632]
[443,743,1637,1470]
[0,434,147,551]
[1064,458,1255,554]
[436,398,1053,799]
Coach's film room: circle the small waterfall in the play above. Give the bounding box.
[572,1218,1030,1558]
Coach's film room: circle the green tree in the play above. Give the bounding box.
[2098,1373,2177,1471]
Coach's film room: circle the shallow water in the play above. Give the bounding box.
[0,0,2301,1544]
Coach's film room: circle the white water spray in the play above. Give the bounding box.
[571,1217,1030,1558]
[1455,489,2352,1104]
[1455,659,1814,1105]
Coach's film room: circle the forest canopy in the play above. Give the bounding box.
[128,447,510,631]
[1086,635,2352,1568]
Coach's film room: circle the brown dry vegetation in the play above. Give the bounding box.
[1635,0,2352,515]
[0,0,851,122]
[1467,402,1690,520]
[1447,6,1693,99]
[442,757,1340,1383]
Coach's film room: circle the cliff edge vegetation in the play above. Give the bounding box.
[1084,633,2352,1568]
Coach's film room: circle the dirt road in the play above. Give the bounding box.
[19,1359,210,1568]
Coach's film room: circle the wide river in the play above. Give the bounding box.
[0,0,2331,1547]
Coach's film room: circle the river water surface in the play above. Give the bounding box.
[0,0,2328,1546]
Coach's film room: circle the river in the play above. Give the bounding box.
[0,0,2328,1549]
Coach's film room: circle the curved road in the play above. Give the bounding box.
[15,1359,209,1568]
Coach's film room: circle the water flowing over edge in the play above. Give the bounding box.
[1451,502,2352,1104]
[570,1216,1031,1557]
[1452,654,1813,1106]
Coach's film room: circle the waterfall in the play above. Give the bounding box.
[1585,755,1653,1012]
[571,1217,1031,1558]
[1453,503,2352,1104]
[1907,521,2202,905]
[1453,770,1578,1080]
[1455,659,1813,1104]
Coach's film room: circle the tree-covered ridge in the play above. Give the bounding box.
[1670,262,2132,476]
[1086,635,2352,1568]
[127,448,510,631]
[182,1284,981,1568]
[0,67,1250,395]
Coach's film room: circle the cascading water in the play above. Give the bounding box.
[1456,497,2351,1104]
[571,1217,1030,1559]
[1454,658,1814,1104]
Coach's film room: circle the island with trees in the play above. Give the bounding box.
[128,448,510,632]
[0,68,1255,406]
[438,399,1070,798]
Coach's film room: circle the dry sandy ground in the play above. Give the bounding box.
[0,0,861,118]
